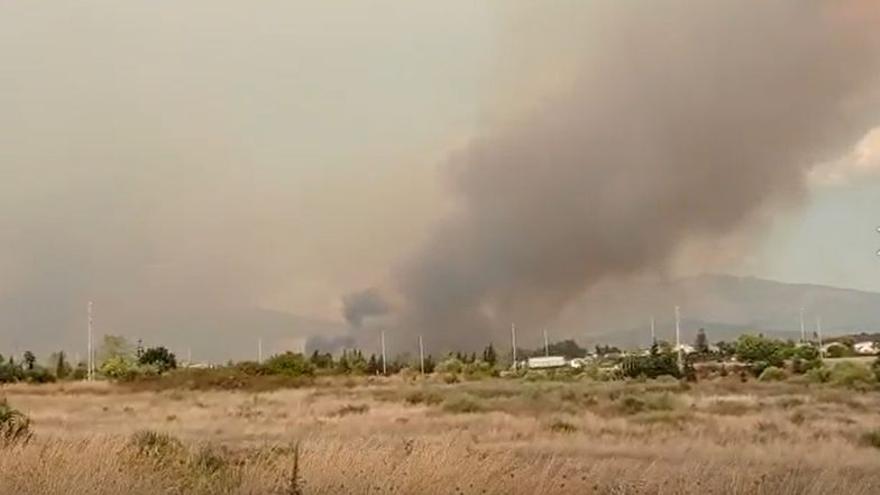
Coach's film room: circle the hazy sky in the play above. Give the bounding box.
[1,1,879,354]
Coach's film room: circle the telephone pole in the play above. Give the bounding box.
[650,316,656,346]
[87,301,93,382]
[418,335,425,376]
[380,330,387,375]
[675,306,683,373]
[543,329,550,357]
[800,307,806,344]
[511,323,518,371]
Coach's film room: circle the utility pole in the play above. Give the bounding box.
[87,301,93,382]
[650,316,656,346]
[800,307,806,344]
[380,330,387,375]
[511,323,517,371]
[675,306,683,373]
[817,317,824,360]
[543,329,550,357]
[418,335,425,376]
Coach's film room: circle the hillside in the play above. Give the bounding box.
[551,274,880,349]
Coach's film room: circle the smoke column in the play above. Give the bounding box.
[379,0,880,350]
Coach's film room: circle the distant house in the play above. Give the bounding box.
[854,341,878,355]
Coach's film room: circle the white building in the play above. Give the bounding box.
[526,356,568,369]
[674,344,696,355]
[854,341,878,355]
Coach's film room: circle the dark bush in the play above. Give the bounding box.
[139,347,177,373]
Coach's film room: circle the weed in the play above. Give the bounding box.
[129,430,182,459]
[405,389,444,406]
[333,404,369,417]
[442,394,485,414]
[0,399,32,445]
[860,430,880,449]
[548,419,578,433]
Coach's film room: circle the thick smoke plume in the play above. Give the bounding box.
[380,1,880,350]
[342,288,391,328]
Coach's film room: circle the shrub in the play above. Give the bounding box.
[24,367,56,384]
[872,356,880,382]
[436,357,464,374]
[861,429,880,449]
[758,366,787,382]
[442,394,484,414]
[0,399,32,445]
[617,396,646,415]
[548,419,578,433]
[825,344,852,359]
[264,352,315,377]
[621,346,681,379]
[101,356,140,381]
[191,445,228,475]
[805,366,832,384]
[129,430,183,459]
[405,390,443,406]
[332,404,369,417]
[828,361,875,389]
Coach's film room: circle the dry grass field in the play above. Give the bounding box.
[2,377,880,494]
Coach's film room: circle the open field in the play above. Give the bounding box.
[2,377,880,494]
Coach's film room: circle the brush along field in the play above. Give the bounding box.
[2,377,880,494]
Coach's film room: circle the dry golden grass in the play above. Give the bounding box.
[2,377,880,494]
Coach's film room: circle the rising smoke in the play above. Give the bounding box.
[352,0,880,351]
[342,288,391,328]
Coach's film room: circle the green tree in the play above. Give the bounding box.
[735,334,787,374]
[49,351,71,379]
[309,350,334,370]
[98,335,133,365]
[423,354,436,374]
[546,339,587,359]
[22,351,36,371]
[694,329,709,354]
[138,346,177,373]
[482,344,497,366]
[366,354,380,375]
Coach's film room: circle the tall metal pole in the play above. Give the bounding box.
[511,323,517,371]
[800,307,806,344]
[418,335,425,376]
[675,306,683,373]
[650,316,656,346]
[543,329,550,357]
[87,301,93,381]
[380,330,387,375]
[816,317,824,360]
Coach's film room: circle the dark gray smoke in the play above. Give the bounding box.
[342,288,391,328]
[387,1,880,350]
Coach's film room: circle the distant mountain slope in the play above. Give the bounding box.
[3,274,879,361]
[550,274,880,349]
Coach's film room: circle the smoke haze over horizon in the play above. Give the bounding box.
[1,1,880,359]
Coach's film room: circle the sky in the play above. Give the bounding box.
[1,1,879,356]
